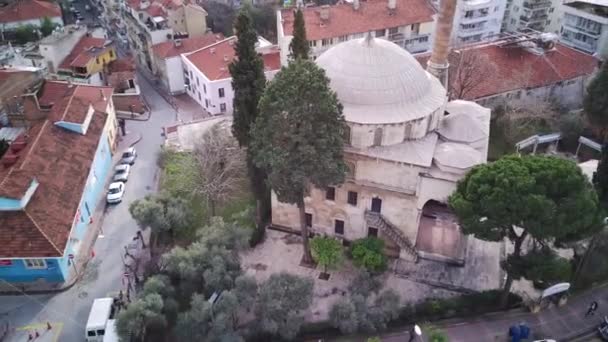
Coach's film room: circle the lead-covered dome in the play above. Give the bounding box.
[316,36,446,125]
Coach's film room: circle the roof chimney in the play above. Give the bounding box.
[320,5,330,21]
[174,39,182,47]
[99,89,107,101]
[387,0,396,13]
[353,0,360,10]
[427,0,457,88]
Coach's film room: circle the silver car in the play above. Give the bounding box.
[113,164,131,182]
[120,147,137,165]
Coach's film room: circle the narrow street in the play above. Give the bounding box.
[0,75,175,342]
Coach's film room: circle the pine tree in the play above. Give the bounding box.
[584,62,608,139]
[594,142,608,205]
[289,9,310,60]
[229,8,271,232]
[251,59,347,264]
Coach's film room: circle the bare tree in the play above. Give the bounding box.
[449,48,498,100]
[194,121,247,217]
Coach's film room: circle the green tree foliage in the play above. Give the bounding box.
[234,275,258,310]
[594,141,608,205]
[424,325,449,342]
[14,25,38,44]
[252,59,347,263]
[0,139,8,158]
[584,62,608,138]
[329,289,401,334]
[449,155,602,306]
[248,4,276,39]
[329,299,358,334]
[289,9,309,60]
[509,248,572,288]
[40,17,56,37]
[175,292,243,342]
[350,238,388,272]
[349,271,382,297]
[116,293,166,342]
[255,272,314,340]
[129,193,194,252]
[201,0,235,36]
[311,236,343,273]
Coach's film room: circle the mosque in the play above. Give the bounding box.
[270,0,491,264]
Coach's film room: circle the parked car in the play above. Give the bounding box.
[113,164,130,182]
[106,182,125,204]
[120,147,137,165]
[599,316,608,341]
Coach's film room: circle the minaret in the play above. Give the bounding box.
[426,0,457,88]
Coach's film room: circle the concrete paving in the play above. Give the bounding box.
[0,73,175,342]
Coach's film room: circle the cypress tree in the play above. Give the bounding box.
[289,9,310,60]
[594,142,608,205]
[584,62,608,139]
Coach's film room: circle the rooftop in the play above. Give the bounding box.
[184,37,281,81]
[566,0,608,18]
[0,0,61,23]
[58,36,109,70]
[0,81,111,258]
[280,0,436,41]
[152,33,225,59]
[415,40,600,100]
[40,25,87,45]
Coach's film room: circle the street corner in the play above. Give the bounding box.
[14,322,63,342]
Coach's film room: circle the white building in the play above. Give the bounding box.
[276,0,437,66]
[446,0,506,45]
[39,26,89,74]
[502,0,562,33]
[151,33,224,95]
[560,0,608,59]
[271,36,492,264]
[181,37,281,115]
[0,0,63,32]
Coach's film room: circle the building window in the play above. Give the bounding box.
[465,10,474,18]
[343,125,351,145]
[198,92,201,101]
[109,50,114,58]
[373,127,382,146]
[513,5,519,11]
[203,84,206,94]
[96,57,100,64]
[410,23,420,34]
[309,40,316,48]
[368,227,378,237]
[494,6,499,12]
[335,220,345,235]
[347,191,358,206]
[305,213,312,227]
[219,88,225,98]
[326,187,336,200]
[85,202,91,217]
[321,38,331,46]
[389,27,399,35]
[510,18,516,25]
[346,162,355,179]
[338,35,348,42]
[196,77,200,86]
[375,29,386,37]
[24,259,47,269]
[205,99,209,108]
[220,103,227,112]
[189,70,193,78]
[549,7,554,12]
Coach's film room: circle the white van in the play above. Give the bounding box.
[103,319,119,342]
[85,298,114,342]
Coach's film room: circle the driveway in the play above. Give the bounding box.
[0,75,175,342]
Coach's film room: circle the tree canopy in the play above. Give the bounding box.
[350,238,388,273]
[594,141,608,205]
[40,17,56,37]
[311,236,343,273]
[251,59,347,263]
[449,155,603,305]
[584,62,608,138]
[289,9,309,60]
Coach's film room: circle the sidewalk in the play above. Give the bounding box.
[381,284,608,342]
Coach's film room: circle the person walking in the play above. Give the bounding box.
[586,301,599,317]
[408,324,422,342]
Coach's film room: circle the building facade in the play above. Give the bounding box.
[0,82,116,285]
[271,37,491,264]
[151,33,224,94]
[277,0,437,66]
[559,0,608,59]
[502,0,561,33]
[181,37,281,115]
[448,0,506,45]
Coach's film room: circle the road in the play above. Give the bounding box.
[63,0,99,27]
[0,75,175,342]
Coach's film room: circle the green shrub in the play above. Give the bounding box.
[350,237,387,272]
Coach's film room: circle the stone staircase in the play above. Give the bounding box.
[365,211,418,262]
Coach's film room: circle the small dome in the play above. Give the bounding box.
[316,36,446,125]
[434,142,483,170]
[438,112,486,143]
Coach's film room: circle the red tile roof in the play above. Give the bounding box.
[184,37,281,81]
[58,36,108,70]
[0,81,112,258]
[0,0,61,23]
[152,33,225,59]
[146,3,166,17]
[415,42,600,100]
[280,0,436,41]
[108,56,136,73]
[113,94,147,114]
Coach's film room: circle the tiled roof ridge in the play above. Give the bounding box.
[60,87,77,121]
[542,53,564,80]
[24,209,63,255]
[17,120,50,171]
[185,35,236,57]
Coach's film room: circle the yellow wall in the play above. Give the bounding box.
[85,47,118,75]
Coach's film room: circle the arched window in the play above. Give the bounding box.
[343,125,351,145]
[373,127,382,146]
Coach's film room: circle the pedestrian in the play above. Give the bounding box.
[586,301,599,317]
[408,324,422,342]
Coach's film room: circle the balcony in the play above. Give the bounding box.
[520,13,548,23]
[462,11,491,23]
[459,24,487,35]
[522,0,551,10]
[560,34,597,53]
[564,21,602,37]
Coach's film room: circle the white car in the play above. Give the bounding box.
[120,147,137,165]
[113,164,130,182]
[106,182,125,204]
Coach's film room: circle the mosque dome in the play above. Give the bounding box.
[316,36,446,125]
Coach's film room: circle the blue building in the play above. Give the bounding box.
[0,81,116,286]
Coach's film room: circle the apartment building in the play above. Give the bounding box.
[277,0,437,65]
[448,0,506,45]
[502,0,561,33]
[123,0,208,71]
[560,0,608,58]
